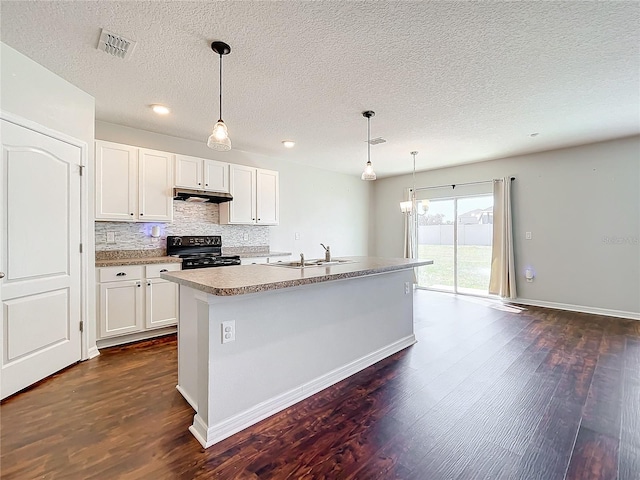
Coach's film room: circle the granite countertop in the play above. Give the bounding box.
[161,257,433,296]
[95,249,182,267]
[95,248,290,267]
[222,249,291,259]
[96,256,182,267]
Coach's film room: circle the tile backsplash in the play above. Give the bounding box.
[95,201,269,251]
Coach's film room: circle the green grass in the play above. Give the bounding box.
[416,244,492,292]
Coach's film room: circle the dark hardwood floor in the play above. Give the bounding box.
[2,290,639,479]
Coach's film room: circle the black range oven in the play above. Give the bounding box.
[167,235,241,270]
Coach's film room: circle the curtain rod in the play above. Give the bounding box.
[413,177,515,192]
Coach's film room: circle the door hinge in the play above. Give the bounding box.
[79,165,85,176]
[79,243,83,253]
[79,320,84,332]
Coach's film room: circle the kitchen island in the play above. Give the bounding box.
[161,256,432,448]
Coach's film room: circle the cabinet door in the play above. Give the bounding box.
[139,148,174,222]
[203,159,229,192]
[145,279,179,329]
[99,280,143,338]
[95,140,137,221]
[175,154,203,189]
[225,164,256,224]
[256,169,279,225]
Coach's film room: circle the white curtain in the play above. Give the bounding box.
[489,177,516,299]
[403,189,415,259]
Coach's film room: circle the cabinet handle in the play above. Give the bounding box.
[258,218,261,221]
[205,184,209,187]
[116,272,127,276]
[198,183,201,186]
[137,282,141,287]
[160,269,168,272]
[147,282,151,286]
[140,213,144,216]
[130,213,134,216]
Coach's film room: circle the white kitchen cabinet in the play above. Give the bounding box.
[256,169,279,225]
[175,154,229,192]
[97,263,180,342]
[95,141,137,221]
[144,264,179,329]
[95,140,174,222]
[139,148,174,221]
[220,165,279,225]
[98,266,144,338]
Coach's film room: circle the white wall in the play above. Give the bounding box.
[372,136,640,317]
[95,121,371,259]
[0,43,97,354]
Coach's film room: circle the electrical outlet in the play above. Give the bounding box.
[404,282,410,294]
[525,232,532,240]
[294,232,300,240]
[243,232,249,241]
[221,320,235,344]
[106,232,116,243]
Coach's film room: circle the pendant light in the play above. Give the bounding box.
[400,151,418,213]
[207,41,232,151]
[361,110,377,181]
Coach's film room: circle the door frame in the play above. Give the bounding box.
[1,110,91,361]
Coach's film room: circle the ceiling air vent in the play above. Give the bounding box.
[367,137,387,145]
[97,29,136,60]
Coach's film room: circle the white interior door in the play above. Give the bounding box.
[1,119,82,399]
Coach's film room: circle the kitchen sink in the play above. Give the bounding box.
[266,259,355,268]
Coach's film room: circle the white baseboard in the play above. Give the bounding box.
[512,298,639,321]
[176,385,197,411]
[191,334,417,448]
[95,326,177,349]
[87,346,100,359]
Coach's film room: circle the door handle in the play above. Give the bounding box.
[0,272,4,279]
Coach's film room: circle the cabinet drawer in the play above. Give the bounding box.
[146,263,181,278]
[99,265,143,283]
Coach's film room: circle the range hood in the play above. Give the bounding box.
[173,188,233,204]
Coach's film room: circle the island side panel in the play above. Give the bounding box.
[176,285,199,410]
[194,268,415,447]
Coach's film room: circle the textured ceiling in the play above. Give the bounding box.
[1,1,638,178]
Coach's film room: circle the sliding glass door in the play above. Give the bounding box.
[415,189,494,296]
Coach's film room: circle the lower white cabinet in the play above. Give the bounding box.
[97,263,180,341]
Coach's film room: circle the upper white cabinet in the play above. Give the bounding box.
[95,140,173,222]
[256,169,280,225]
[220,165,279,225]
[175,154,229,193]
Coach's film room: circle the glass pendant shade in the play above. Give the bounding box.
[207,120,231,151]
[361,161,376,181]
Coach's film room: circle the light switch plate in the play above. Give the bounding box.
[525,232,532,240]
[106,232,116,243]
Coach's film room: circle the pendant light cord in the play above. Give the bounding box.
[218,53,223,122]
[367,116,371,164]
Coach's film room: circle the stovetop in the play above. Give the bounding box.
[167,236,241,269]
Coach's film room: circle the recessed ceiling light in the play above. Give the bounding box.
[282,140,295,148]
[529,132,540,137]
[151,104,171,115]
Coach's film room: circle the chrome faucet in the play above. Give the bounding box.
[300,253,305,267]
[320,244,331,262]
